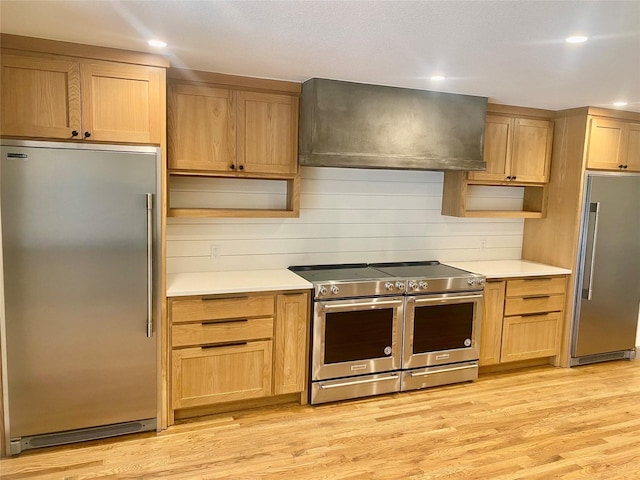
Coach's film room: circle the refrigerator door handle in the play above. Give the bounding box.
[146,193,154,337]
[582,201,600,301]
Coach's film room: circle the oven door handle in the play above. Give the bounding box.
[407,364,478,377]
[321,299,403,312]
[409,294,482,306]
[320,374,400,389]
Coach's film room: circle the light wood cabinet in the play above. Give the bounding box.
[586,117,640,172]
[469,115,553,184]
[442,105,554,219]
[274,293,308,395]
[168,78,298,176]
[1,54,81,138]
[1,52,163,144]
[168,84,236,172]
[479,276,566,367]
[169,290,309,415]
[172,341,273,408]
[478,281,505,366]
[167,69,301,218]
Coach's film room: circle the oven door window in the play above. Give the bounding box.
[324,308,394,364]
[413,303,474,353]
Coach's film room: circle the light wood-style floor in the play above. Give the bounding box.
[1,359,639,480]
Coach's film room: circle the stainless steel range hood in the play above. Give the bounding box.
[299,78,488,171]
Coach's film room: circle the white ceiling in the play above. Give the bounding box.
[1,0,639,112]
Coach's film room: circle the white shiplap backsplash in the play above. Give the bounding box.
[166,167,524,273]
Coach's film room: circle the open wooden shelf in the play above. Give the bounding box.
[441,171,548,218]
[167,174,300,218]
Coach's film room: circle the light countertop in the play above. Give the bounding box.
[167,269,313,297]
[446,260,571,279]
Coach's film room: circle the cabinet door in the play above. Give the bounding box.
[478,281,505,366]
[625,123,640,172]
[274,293,309,395]
[586,118,626,170]
[80,62,162,144]
[172,341,272,409]
[1,54,81,139]
[500,313,561,362]
[237,91,299,175]
[468,115,512,182]
[510,118,553,183]
[167,84,236,172]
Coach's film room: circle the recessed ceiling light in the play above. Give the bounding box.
[613,101,628,107]
[148,39,167,48]
[430,75,446,81]
[566,36,588,44]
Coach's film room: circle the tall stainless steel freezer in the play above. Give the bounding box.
[571,172,640,365]
[0,139,161,455]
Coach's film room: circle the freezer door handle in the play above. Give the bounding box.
[582,201,600,301]
[146,193,154,337]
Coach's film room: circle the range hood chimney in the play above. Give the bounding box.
[299,78,487,171]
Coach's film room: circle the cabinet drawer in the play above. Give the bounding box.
[504,294,564,316]
[172,340,273,409]
[500,312,561,362]
[172,317,274,347]
[171,294,274,323]
[506,277,565,297]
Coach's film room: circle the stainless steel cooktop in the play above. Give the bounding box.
[289,261,484,299]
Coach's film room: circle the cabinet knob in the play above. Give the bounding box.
[238,165,244,171]
[623,165,628,169]
[619,165,624,169]
[506,176,512,180]
[230,164,235,170]
[84,131,91,138]
[71,130,79,137]
[512,176,517,180]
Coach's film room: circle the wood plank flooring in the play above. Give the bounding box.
[1,359,639,479]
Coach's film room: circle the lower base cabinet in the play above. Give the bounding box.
[169,290,309,413]
[480,276,566,366]
[172,341,273,409]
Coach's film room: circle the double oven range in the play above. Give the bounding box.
[289,261,485,404]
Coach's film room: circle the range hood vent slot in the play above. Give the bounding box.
[299,78,488,171]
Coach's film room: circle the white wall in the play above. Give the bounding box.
[167,167,525,273]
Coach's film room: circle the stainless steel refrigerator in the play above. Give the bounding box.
[0,139,161,455]
[571,172,640,366]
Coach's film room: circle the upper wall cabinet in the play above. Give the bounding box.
[168,71,299,177]
[469,114,554,184]
[1,52,164,144]
[441,105,555,218]
[585,117,640,172]
[166,69,301,218]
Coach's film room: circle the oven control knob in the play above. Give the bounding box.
[331,285,340,295]
[419,281,428,289]
[477,278,486,286]
[385,282,394,290]
[408,281,418,290]
[319,286,328,295]
[395,281,405,290]
[467,278,475,286]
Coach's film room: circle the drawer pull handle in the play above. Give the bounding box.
[522,295,551,300]
[201,341,247,350]
[201,295,249,301]
[201,319,249,325]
